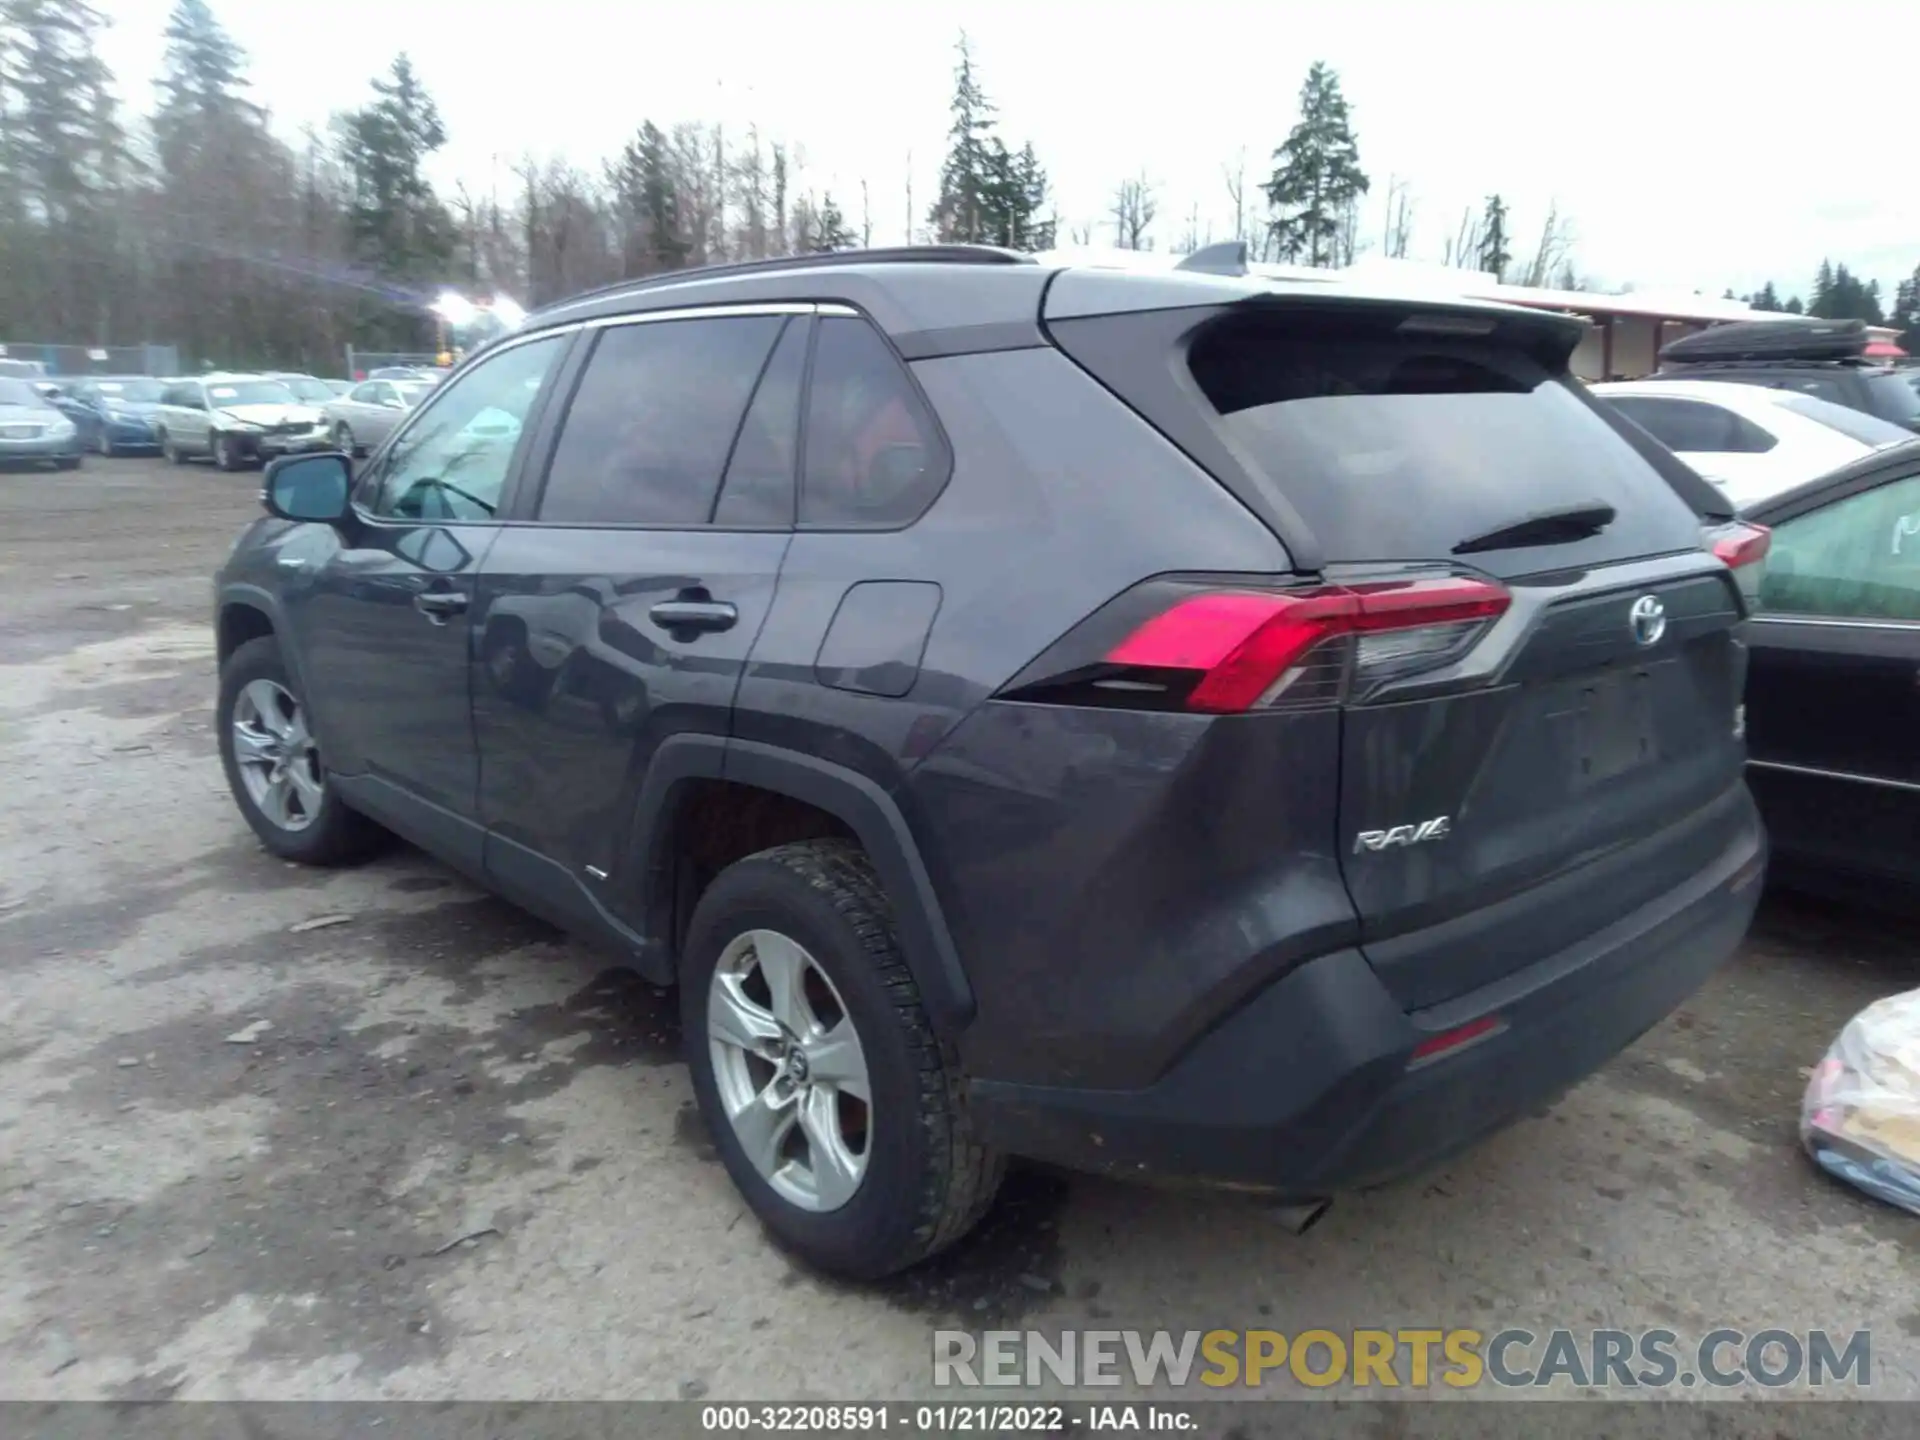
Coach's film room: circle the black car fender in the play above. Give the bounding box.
[628,733,976,1033]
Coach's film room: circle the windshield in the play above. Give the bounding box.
[0,378,48,406]
[1776,392,1912,447]
[1188,315,1703,567]
[206,380,298,407]
[276,376,333,403]
[94,378,165,403]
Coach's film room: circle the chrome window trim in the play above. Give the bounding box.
[1748,758,1920,795]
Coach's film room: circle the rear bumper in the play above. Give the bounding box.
[970,794,1766,1196]
[0,433,82,463]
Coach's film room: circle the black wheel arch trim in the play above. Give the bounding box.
[216,584,301,683]
[630,733,976,1033]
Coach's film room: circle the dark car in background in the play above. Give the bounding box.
[1652,318,1920,433]
[212,244,1767,1279]
[0,376,83,469]
[50,375,167,455]
[1740,438,1920,901]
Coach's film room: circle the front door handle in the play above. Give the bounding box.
[649,599,738,633]
[414,590,469,623]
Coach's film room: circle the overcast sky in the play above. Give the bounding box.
[94,0,1918,302]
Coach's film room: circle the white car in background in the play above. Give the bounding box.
[1594,379,1911,507]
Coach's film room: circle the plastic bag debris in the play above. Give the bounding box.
[1802,988,1920,1216]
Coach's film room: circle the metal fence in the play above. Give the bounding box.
[343,347,445,380]
[0,341,181,378]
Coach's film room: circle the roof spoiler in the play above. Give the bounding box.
[1175,241,1250,278]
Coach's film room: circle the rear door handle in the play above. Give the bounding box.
[413,590,469,623]
[649,599,738,633]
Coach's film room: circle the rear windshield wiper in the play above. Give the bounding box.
[1452,501,1617,556]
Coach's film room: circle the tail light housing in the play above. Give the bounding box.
[999,574,1511,714]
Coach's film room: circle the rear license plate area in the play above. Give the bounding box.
[1574,669,1657,787]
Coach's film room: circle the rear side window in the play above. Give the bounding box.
[1187,315,1702,565]
[801,316,946,528]
[538,316,782,526]
[1772,374,1851,406]
[1864,373,1920,429]
[1776,392,1912,447]
[1604,396,1777,454]
[713,316,807,527]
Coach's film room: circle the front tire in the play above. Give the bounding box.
[160,431,187,465]
[212,433,245,472]
[333,423,357,457]
[96,429,116,457]
[55,456,81,471]
[682,839,1004,1279]
[217,635,383,865]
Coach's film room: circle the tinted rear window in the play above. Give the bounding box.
[1188,316,1703,566]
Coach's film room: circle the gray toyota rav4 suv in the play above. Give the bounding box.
[213,244,1769,1278]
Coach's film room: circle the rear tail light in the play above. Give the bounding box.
[1002,575,1511,714]
[1711,521,1770,570]
[1709,520,1769,607]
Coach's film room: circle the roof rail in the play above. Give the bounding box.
[1176,241,1250,277]
[528,244,1037,319]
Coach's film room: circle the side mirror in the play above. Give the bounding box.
[262,452,353,524]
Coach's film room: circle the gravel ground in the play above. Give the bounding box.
[1,455,1917,1406]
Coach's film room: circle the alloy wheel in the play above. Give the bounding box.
[707,929,872,1212]
[230,678,324,832]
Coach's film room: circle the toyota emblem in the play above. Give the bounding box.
[1628,594,1667,646]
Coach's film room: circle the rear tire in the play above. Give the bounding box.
[681,839,1004,1279]
[217,635,385,865]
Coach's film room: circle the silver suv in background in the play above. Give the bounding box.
[152,374,332,471]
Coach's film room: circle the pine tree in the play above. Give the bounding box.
[1808,261,1884,324]
[152,0,257,171]
[0,0,124,221]
[609,120,688,275]
[1749,281,1782,311]
[812,192,856,252]
[340,53,453,284]
[1784,295,1805,314]
[1890,264,1920,346]
[1477,195,1510,279]
[1809,259,1836,316]
[930,33,998,243]
[1263,61,1370,268]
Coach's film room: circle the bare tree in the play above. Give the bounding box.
[860,178,872,247]
[1224,149,1248,246]
[1519,200,1574,288]
[1442,205,1485,271]
[1177,201,1202,255]
[1110,172,1158,250]
[1382,175,1415,259]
